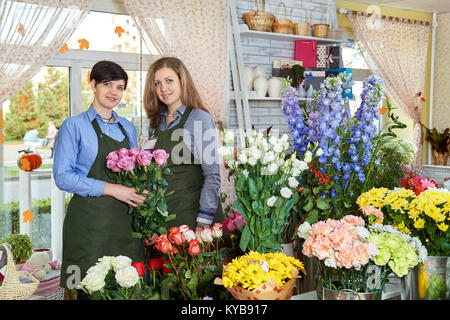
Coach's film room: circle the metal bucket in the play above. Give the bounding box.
[418,256,448,300]
[322,281,382,300]
[400,266,419,300]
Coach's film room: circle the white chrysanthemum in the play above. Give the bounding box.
[367,242,379,259]
[355,226,370,239]
[288,177,299,188]
[115,266,140,288]
[267,196,278,207]
[297,221,312,240]
[324,255,337,268]
[280,187,293,199]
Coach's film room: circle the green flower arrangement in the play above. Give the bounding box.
[1,233,33,264]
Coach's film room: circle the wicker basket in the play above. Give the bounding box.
[0,243,39,300]
[311,5,329,38]
[328,28,344,39]
[243,0,276,32]
[272,2,293,34]
[293,4,310,36]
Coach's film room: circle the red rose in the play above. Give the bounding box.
[131,261,145,277]
[169,229,185,246]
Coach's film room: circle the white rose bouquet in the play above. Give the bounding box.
[79,255,158,300]
[219,129,312,253]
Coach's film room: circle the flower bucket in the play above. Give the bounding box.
[322,281,382,300]
[418,256,448,300]
[400,265,419,300]
[432,150,449,166]
[214,269,299,300]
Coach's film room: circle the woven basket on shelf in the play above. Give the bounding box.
[243,0,276,32]
[272,2,293,34]
[311,5,329,38]
[293,4,310,36]
[0,243,39,300]
[328,28,344,39]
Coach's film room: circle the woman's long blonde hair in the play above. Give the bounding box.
[143,57,208,128]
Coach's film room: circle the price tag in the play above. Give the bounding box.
[141,138,157,150]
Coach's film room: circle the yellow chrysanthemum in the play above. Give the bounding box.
[413,218,425,229]
[356,187,389,209]
[394,221,411,234]
[437,222,448,232]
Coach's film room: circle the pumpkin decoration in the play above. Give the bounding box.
[17,150,42,171]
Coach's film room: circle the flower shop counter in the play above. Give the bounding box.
[291,277,401,300]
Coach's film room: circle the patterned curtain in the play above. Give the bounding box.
[347,11,431,172]
[124,0,235,210]
[0,0,92,164]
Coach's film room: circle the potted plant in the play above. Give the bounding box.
[419,123,450,166]
[1,233,33,265]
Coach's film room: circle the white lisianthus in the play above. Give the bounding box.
[249,147,261,160]
[280,187,293,199]
[291,167,301,177]
[266,163,278,175]
[248,157,257,166]
[297,221,312,240]
[316,148,324,157]
[268,135,279,146]
[281,134,289,143]
[111,255,132,272]
[79,270,106,293]
[115,266,140,288]
[223,130,235,145]
[273,143,283,154]
[262,151,275,164]
[288,177,299,188]
[218,146,234,161]
[241,169,249,178]
[304,151,313,163]
[267,196,278,207]
[239,151,248,164]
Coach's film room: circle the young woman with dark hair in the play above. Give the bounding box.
[53,60,145,297]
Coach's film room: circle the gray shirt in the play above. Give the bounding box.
[148,105,220,225]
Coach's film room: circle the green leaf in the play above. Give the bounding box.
[303,199,314,212]
[305,209,319,224]
[239,225,251,252]
[251,200,264,216]
[316,197,330,210]
[131,232,142,239]
[248,177,259,201]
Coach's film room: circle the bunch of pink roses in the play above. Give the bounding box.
[152,224,232,300]
[105,147,174,241]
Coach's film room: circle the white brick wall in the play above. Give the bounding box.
[228,0,330,132]
[422,165,450,187]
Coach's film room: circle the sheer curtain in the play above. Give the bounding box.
[0,0,92,103]
[347,11,431,171]
[124,0,235,209]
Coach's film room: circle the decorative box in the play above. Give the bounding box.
[326,46,340,69]
[316,45,327,68]
[294,40,317,68]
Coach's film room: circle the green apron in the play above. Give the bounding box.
[60,119,144,288]
[153,107,223,230]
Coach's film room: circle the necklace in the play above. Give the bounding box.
[101,114,114,122]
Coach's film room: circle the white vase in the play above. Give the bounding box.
[306,85,314,98]
[244,66,254,91]
[253,66,266,80]
[253,77,268,98]
[267,77,283,98]
[298,83,306,98]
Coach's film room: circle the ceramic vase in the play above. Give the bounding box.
[253,66,266,80]
[268,77,283,98]
[244,66,254,91]
[253,77,268,98]
[298,83,307,98]
[306,84,314,98]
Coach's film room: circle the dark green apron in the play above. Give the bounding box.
[153,107,223,230]
[60,119,144,288]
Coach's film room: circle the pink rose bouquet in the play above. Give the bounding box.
[152,224,234,300]
[106,147,175,240]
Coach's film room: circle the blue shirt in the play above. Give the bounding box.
[53,105,138,197]
[148,105,221,226]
